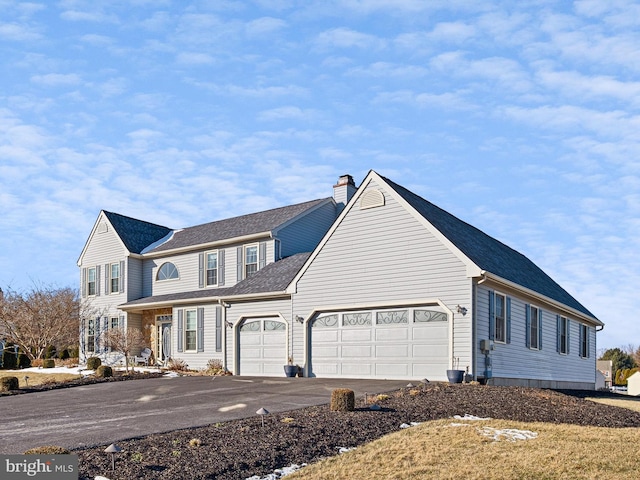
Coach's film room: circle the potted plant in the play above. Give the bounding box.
[284,356,297,377]
[446,356,465,384]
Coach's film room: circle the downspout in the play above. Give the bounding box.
[218,299,230,373]
[477,272,491,384]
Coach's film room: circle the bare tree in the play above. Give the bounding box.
[0,285,87,361]
[101,327,146,373]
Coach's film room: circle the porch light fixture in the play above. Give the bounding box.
[225,321,233,328]
[295,316,304,324]
[456,305,467,316]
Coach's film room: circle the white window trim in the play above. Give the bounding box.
[109,263,120,294]
[156,262,180,282]
[205,250,219,287]
[244,244,259,278]
[184,309,197,352]
[494,292,507,344]
[87,266,97,296]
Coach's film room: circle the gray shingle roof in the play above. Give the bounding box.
[120,252,311,308]
[148,198,331,253]
[382,176,597,320]
[103,211,172,255]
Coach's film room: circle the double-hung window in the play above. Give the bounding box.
[494,293,506,343]
[579,324,589,358]
[206,251,218,286]
[110,317,119,330]
[110,263,120,293]
[87,267,96,296]
[528,305,541,350]
[87,318,95,352]
[245,245,258,278]
[558,316,569,354]
[185,310,197,351]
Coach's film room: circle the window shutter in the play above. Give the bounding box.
[566,319,570,354]
[120,260,125,293]
[197,307,204,352]
[556,315,561,353]
[177,310,184,353]
[104,263,109,295]
[82,268,87,297]
[586,326,590,358]
[119,315,125,329]
[95,265,101,296]
[215,306,222,352]
[275,239,281,260]
[237,246,243,281]
[218,250,225,286]
[538,309,543,350]
[198,253,204,288]
[506,297,511,344]
[579,324,584,357]
[80,318,86,352]
[259,241,267,270]
[525,304,530,348]
[102,316,109,352]
[488,290,495,341]
[95,316,101,352]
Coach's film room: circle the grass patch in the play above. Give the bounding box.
[287,419,640,480]
[0,371,81,388]
[587,396,640,413]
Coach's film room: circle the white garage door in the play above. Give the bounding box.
[310,307,449,380]
[238,318,287,376]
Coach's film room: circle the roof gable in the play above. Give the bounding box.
[148,198,332,253]
[381,175,597,320]
[102,211,172,254]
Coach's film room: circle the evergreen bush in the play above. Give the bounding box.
[58,348,70,360]
[42,359,55,369]
[95,365,113,378]
[2,344,18,370]
[86,356,102,370]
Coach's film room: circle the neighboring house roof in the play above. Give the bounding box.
[103,211,172,255]
[382,175,597,320]
[120,252,311,309]
[147,198,332,254]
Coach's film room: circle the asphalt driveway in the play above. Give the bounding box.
[0,375,411,454]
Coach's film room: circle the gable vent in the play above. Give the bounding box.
[360,189,385,210]
[97,222,108,233]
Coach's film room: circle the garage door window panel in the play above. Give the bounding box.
[343,312,371,326]
[414,310,447,323]
[376,310,408,324]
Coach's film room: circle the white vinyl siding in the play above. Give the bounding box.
[292,179,473,378]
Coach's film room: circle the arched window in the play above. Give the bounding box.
[157,262,179,281]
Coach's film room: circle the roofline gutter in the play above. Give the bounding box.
[141,231,273,258]
[478,271,604,328]
[118,290,289,312]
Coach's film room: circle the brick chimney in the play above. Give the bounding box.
[333,174,357,213]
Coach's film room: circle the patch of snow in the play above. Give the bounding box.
[338,446,356,454]
[95,476,111,480]
[479,427,538,442]
[163,371,180,378]
[453,414,492,421]
[399,422,422,429]
[244,463,307,480]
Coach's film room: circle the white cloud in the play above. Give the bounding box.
[30,73,83,86]
[315,27,385,50]
[0,22,41,41]
[175,52,216,65]
[245,16,287,36]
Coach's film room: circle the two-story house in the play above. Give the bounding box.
[78,171,603,388]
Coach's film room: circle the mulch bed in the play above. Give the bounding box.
[74,383,640,480]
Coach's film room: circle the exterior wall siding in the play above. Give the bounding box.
[171,303,221,371]
[292,179,473,376]
[277,202,337,258]
[475,283,596,386]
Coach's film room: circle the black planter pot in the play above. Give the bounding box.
[446,369,465,384]
[284,365,297,377]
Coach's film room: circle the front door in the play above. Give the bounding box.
[156,316,172,364]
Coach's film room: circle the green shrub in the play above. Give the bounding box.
[1,344,18,370]
[44,345,57,359]
[330,388,355,412]
[42,359,55,369]
[58,348,70,360]
[67,346,79,358]
[86,356,102,370]
[17,352,31,369]
[0,376,19,392]
[95,365,113,378]
[24,446,70,454]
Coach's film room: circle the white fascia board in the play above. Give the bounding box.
[119,291,290,312]
[77,210,131,266]
[479,271,603,327]
[141,230,178,254]
[141,231,272,258]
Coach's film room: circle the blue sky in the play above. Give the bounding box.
[0,0,638,351]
